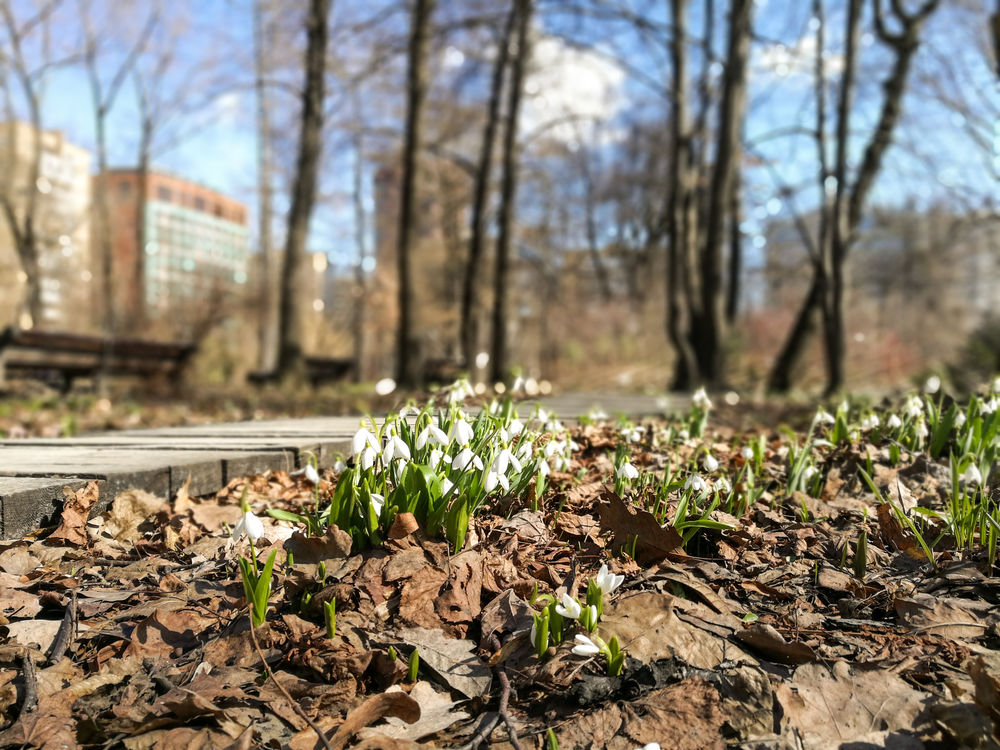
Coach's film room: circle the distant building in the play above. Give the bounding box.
[96,169,250,336]
[0,121,93,331]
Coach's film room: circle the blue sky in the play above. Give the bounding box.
[12,0,998,273]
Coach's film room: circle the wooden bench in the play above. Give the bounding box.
[0,326,195,393]
[248,356,356,388]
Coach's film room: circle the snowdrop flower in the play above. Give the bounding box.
[983,397,999,415]
[684,473,707,493]
[516,440,534,462]
[383,434,411,463]
[959,464,982,486]
[493,448,523,476]
[416,424,449,450]
[860,414,880,430]
[449,379,475,404]
[716,476,732,493]
[677,428,690,440]
[886,414,903,430]
[621,426,645,443]
[741,446,754,460]
[803,466,818,482]
[511,375,525,393]
[552,455,570,472]
[955,411,966,428]
[535,408,549,424]
[545,418,564,432]
[903,396,923,418]
[571,633,601,656]
[568,439,580,452]
[925,375,941,394]
[991,376,1000,394]
[484,470,510,493]
[508,418,525,437]
[692,387,713,410]
[544,440,564,459]
[815,408,835,425]
[588,409,609,422]
[291,464,321,484]
[453,448,484,473]
[555,593,582,619]
[352,427,378,456]
[441,477,454,495]
[450,418,475,446]
[333,458,347,473]
[370,493,385,517]
[915,420,929,440]
[358,446,378,471]
[702,453,719,472]
[233,509,265,542]
[594,563,624,595]
[428,449,448,469]
[537,459,551,477]
[392,459,407,483]
[617,461,639,480]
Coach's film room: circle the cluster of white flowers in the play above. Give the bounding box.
[814,408,835,425]
[621,425,645,443]
[860,414,881,431]
[903,395,924,419]
[692,387,713,411]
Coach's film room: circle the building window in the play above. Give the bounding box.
[119,181,131,196]
[194,196,206,211]
[158,186,171,202]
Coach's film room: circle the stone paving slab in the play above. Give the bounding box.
[0,395,680,540]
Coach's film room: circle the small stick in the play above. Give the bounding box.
[47,591,77,663]
[248,614,333,750]
[19,652,38,716]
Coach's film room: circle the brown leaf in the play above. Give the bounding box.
[0,545,41,575]
[398,565,448,630]
[895,593,995,640]
[596,490,683,564]
[734,623,816,665]
[394,627,492,699]
[966,656,1000,735]
[284,526,353,564]
[388,512,420,539]
[359,681,469,743]
[435,550,483,627]
[126,608,217,660]
[97,489,166,544]
[876,503,928,561]
[47,482,99,548]
[328,691,421,750]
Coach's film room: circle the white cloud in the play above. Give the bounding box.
[755,32,844,82]
[521,35,626,146]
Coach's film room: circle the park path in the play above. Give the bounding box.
[0,392,676,540]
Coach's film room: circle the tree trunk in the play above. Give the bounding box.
[725,166,742,324]
[254,0,276,371]
[133,115,152,334]
[351,106,367,383]
[276,0,332,381]
[489,0,532,385]
[396,0,435,387]
[666,0,699,390]
[697,0,753,386]
[767,273,823,392]
[460,0,515,374]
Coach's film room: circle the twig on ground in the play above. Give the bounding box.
[248,614,333,750]
[47,590,77,663]
[18,651,38,717]
[463,633,524,750]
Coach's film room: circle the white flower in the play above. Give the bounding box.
[621,426,645,443]
[535,408,549,424]
[359,445,378,471]
[702,454,719,472]
[983,397,999,415]
[741,446,754,460]
[416,424,449,450]
[392,459,407,483]
[509,419,525,437]
[903,396,923,419]
[925,375,941,394]
[571,634,601,656]
[955,411,966,428]
[537,459,551,477]
[860,414,880,430]
[815,408,835,425]
[915,420,929,439]
[450,418,475,446]
[716,476,732,493]
[886,414,903,429]
[588,409,609,422]
[333,458,347,473]
[991,376,1000,394]
[684,473,707,493]
[692,387,712,410]
[617,461,639,480]
[233,510,264,542]
[959,464,983,486]
[484,470,510,493]
[803,466,818,482]
[552,455,570,472]
[453,448,484,473]
[493,448,523,476]
[511,375,525,393]
[677,428,690,440]
[441,477,454,495]
[516,440,534,461]
[555,593,582,619]
[370,493,385,516]
[383,434,411,462]
[544,439,565,459]
[352,428,378,456]
[594,563,624,595]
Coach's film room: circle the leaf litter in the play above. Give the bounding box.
[0,409,998,749]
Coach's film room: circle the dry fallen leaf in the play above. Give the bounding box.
[47,481,100,548]
[596,490,683,564]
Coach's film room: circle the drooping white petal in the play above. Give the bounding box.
[233,510,264,542]
[370,493,385,516]
[702,454,719,473]
[571,634,601,656]
[555,593,582,619]
[617,462,639,480]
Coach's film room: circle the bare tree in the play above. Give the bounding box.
[768,0,942,394]
[254,0,276,371]
[460,0,515,373]
[276,0,333,380]
[489,0,532,385]
[396,0,435,387]
[0,0,63,329]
